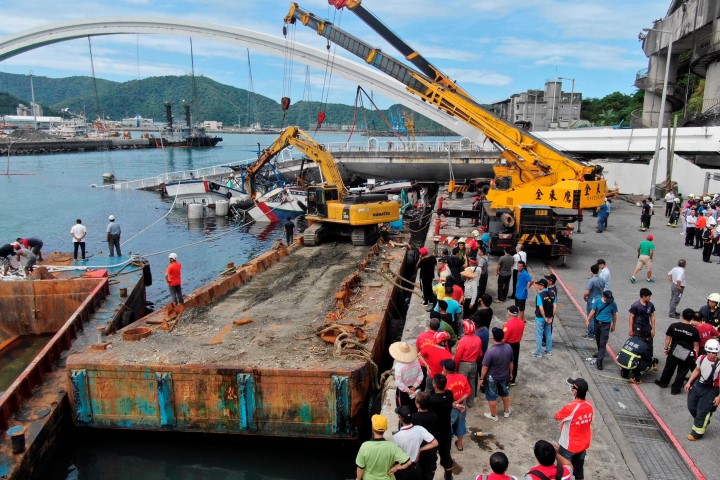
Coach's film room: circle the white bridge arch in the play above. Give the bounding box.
[0,17,480,141]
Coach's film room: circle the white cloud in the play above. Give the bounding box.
[443,68,513,87]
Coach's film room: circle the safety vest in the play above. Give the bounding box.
[617,348,640,370]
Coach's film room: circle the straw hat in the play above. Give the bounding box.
[389,341,418,363]
[460,267,478,279]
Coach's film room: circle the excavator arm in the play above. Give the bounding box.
[244,126,347,199]
[284,3,609,210]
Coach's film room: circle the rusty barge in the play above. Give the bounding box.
[66,239,407,439]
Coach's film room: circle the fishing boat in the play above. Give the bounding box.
[248,186,308,222]
[162,178,250,207]
[150,102,222,148]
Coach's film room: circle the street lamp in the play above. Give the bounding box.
[644,28,673,198]
[559,77,576,124]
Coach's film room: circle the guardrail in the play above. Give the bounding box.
[102,139,493,190]
[0,278,109,429]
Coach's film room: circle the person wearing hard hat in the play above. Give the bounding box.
[699,293,720,329]
[165,253,184,305]
[685,338,720,441]
[106,214,122,257]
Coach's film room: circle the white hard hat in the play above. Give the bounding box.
[709,217,717,227]
[168,253,178,260]
[707,293,720,303]
[108,215,115,221]
[705,339,720,353]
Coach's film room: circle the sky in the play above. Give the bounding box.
[0,0,670,112]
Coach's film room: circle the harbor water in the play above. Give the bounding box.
[0,131,449,479]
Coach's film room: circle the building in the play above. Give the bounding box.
[16,102,43,117]
[1,115,62,129]
[202,120,223,130]
[637,1,720,127]
[490,80,583,131]
[121,115,156,127]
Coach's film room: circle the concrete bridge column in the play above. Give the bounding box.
[701,23,720,112]
[642,50,678,128]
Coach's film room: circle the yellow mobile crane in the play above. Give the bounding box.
[243,126,400,246]
[285,1,611,255]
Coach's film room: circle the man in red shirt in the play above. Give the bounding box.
[165,253,184,305]
[502,305,525,386]
[420,332,453,390]
[442,359,471,452]
[554,378,594,480]
[417,319,441,353]
[454,320,482,407]
[691,313,720,354]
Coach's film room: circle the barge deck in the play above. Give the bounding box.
[66,240,406,439]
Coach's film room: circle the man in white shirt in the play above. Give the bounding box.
[70,218,88,261]
[392,405,438,479]
[664,191,675,217]
[685,211,697,246]
[597,258,611,289]
[667,259,687,318]
[509,244,527,300]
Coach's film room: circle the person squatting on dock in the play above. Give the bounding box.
[106,215,122,257]
[0,243,16,276]
[165,253,184,304]
[12,242,37,275]
[70,218,87,261]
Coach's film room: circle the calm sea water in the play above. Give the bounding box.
[1,131,452,479]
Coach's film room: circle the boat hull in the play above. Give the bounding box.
[164,179,249,207]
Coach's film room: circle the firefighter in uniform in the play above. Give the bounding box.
[616,336,658,383]
[685,338,720,441]
[667,198,681,227]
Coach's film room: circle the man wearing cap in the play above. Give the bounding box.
[416,247,437,308]
[702,222,715,262]
[106,214,122,257]
[640,198,652,231]
[503,305,525,385]
[667,259,687,318]
[420,332,454,390]
[392,405,438,480]
[586,291,617,370]
[555,378,594,480]
[630,235,655,284]
[454,320,482,407]
[513,261,533,321]
[532,279,555,357]
[165,253,184,305]
[355,414,411,480]
[70,218,87,261]
[480,327,514,421]
[390,341,424,413]
[596,259,611,289]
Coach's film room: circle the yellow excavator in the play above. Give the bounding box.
[243,126,400,246]
[285,1,612,255]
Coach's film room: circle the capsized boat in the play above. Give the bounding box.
[162,179,250,208]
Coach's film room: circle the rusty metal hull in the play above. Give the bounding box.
[66,244,402,439]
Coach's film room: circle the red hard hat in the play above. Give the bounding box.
[419,247,429,255]
[462,319,476,335]
[434,331,451,344]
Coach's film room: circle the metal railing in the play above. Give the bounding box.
[103,139,494,190]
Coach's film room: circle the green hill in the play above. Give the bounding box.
[0,72,452,133]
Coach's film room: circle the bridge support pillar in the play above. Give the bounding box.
[642,51,678,128]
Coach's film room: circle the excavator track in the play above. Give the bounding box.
[303,222,324,246]
[351,226,378,246]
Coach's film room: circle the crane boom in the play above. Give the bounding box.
[244,126,347,199]
[284,3,609,210]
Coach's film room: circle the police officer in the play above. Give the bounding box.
[617,335,657,383]
[685,339,720,441]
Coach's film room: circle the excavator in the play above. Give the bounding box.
[243,125,400,246]
[284,1,612,256]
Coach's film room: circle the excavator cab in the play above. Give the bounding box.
[306,185,340,217]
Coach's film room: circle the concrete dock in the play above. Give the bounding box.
[384,190,714,479]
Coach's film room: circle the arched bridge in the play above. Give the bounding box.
[0,17,480,141]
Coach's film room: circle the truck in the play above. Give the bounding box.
[284,1,611,256]
[243,125,400,246]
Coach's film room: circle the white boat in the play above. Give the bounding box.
[247,186,308,223]
[48,118,88,138]
[162,179,250,208]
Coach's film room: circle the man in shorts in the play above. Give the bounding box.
[631,235,655,284]
[480,328,513,421]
